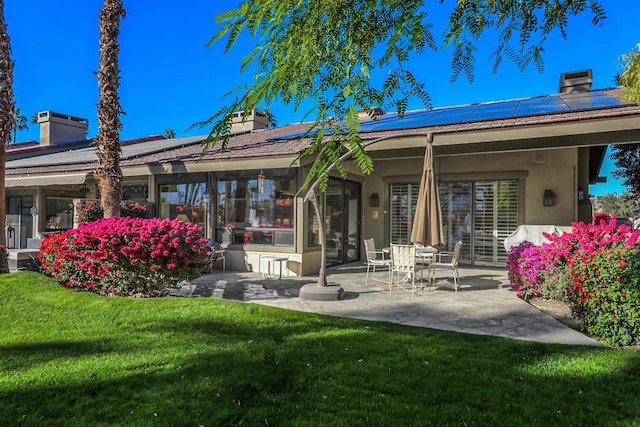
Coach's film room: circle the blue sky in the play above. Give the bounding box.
[6,1,639,196]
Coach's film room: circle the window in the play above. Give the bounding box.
[159,182,206,229]
[217,175,295,246]
[123,183,148,201]
[389,179,519,265]
[307,195,322,247]
[389,183,420,245]
[45,197,74,231]
[472,180,519,264]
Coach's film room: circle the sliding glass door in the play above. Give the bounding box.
[389,179,519,266]
[325,179,361,266]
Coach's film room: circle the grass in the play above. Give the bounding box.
[1,272,640,426]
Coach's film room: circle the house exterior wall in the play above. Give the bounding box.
[439,148,579,226]
[358,147,583,253]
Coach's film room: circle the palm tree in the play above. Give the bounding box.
[11,107,27,144]
[95,0,125,218]
[31,112,38,125]
[163,128,176,138]
[259,109,277,128]
[0,0,15,262]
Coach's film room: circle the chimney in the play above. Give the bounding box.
[559,69,593,93]
[230,109,269,134]
[358,106,384,120]
[38,111,88,146]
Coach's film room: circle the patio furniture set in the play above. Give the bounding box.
[364,238,462,297]
[204,239,290,279]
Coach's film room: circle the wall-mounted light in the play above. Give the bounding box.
[202,192,211,205]
[30,206,38,216]
[369,193,379,208]
[543,189,555,207]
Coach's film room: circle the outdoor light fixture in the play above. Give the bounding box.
[543,189,556,207]
[369,193,380,208]
[202,192,211,204]
[257,169,265,193]
[30,206,38,216]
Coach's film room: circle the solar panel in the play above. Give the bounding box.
[515,96,570,115]
[270,90,634,141]
[464,100,520,121]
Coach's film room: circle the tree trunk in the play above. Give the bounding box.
[96,0,125,218]
[0,0,15,273]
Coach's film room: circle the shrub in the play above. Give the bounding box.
[39,217,208,297]
[120,201,152,219]
[506,241,540,299]
[565,245,640,346]
[75,200,153,223]
[75,199,104,223]
[506,241,568,301]
[506,218,640,346]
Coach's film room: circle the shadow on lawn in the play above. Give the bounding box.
[2,320,640,425]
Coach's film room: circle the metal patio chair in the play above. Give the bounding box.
[426,241,462,292]
[364,238,391,286]
[390,244,424,297]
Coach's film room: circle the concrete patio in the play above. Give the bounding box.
[175,263,604,347]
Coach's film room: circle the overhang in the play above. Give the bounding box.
[6,172,88,188]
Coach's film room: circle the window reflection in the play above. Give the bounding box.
[45,197,74,232]
[217,175,294,246]
[159,183,206,228]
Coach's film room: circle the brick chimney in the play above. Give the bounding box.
[37,111,88,145]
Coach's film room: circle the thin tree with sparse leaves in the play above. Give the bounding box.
[200,0,607,192]
[610,43,640,197]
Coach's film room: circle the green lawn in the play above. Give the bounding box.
[1,272,640,426]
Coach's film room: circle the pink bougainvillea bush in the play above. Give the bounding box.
[505,241,562,300]
[506,217,640,346]
[39,217,208,297]
[565,243,640,346]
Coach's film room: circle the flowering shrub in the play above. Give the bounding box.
[506,240,570,301]
[506,241,540,299]
[120,201,152,219]
[506,217,640,346]
[565,245,640,346]
[76,200,153,224]
[39,217,208,297]
[75,200,104,223]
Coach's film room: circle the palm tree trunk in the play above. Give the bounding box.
[0,0,15,269]
[96,0,125,218]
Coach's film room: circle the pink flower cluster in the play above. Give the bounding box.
[39,217,209,296]
[506,217,640,300]
[506,217,640,346]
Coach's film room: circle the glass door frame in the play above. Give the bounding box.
[324,178,361,267]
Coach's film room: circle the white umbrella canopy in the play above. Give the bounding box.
[410,134,445,247]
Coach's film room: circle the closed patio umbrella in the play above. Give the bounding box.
[410,133,445,247]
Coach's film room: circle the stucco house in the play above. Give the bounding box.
[6,70,640,275]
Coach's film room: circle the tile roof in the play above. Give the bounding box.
[7,87,640,177]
